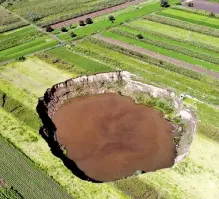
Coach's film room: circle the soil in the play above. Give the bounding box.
[52,93,176,182]
[0,178,5,187]
[95,35,219,79]
[51,0,145,29]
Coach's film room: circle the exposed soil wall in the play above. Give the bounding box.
[36,71,197,182]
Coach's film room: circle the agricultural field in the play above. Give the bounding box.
[0,26,58,62]
[0,0,219,199]
[0,6,28,33]
[3,0,141,27]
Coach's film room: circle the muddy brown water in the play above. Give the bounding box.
[52,93,176,182]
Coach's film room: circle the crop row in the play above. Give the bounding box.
[124,24,219,54]
[0,135,73,199]
[73,38,219,105]
[0,89,41,131]
[171,5,219,18]
[111,28,219,65]
[144,14,219,37]
[9,0,131,26]
[0,186,23,199]
[0,27,44,51]
[83,38,219,104]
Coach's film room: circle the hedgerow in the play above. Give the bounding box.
[124,24,219,54]
[111,28,219,65]
[144,14,219,37]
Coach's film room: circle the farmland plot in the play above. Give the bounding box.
[5,0,139,26]
[0,26,58,62]
[0,6,28,33]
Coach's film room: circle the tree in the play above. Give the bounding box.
[61,27,68,32]
[136,34,143,39]
[109,15,115,23]
[46,26,54,32]
[85,18,93,24]
[160,0,169,7]
[70,32,77,38]
[79,20,85,26]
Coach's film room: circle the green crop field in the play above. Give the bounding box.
[0,0,219,198]
[0,26,58,62]
[3,0,138,27]
[0,6,28,33]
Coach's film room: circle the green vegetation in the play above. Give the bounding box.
[0,186,23,199]
[0,134,73,199]
[57,0,177,41]
[144,14,219,37]
[157,8,219,29]
[129,19,219,47]
[5,0,134,26]
[0,6,28,33]
[102,31,219,72]
[47,47,113,73]
[0,26,58,62]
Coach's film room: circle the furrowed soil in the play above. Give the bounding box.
[52,93,176,182]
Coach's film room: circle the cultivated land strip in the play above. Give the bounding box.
[95,34,219,79]
[51,0,146,29]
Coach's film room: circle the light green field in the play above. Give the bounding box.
[157,8,219,29]
[0,50,218,199]
[0,58,72,96]
[129,19,219,48]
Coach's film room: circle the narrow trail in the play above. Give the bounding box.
[94,34,219,79]
[51,0,146,29]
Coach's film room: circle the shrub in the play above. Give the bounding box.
[70,32,77,38]
[46,26,54,32]
[79,20,85,26]
[85,18,93,24]
[71,24,77,29]
[109,15,115,23]
[61,27,68,32]
[188,2,194,7]
[160,0,169,7]
[210,12,215,17]
[18,56,26,61]
[136,34,144,39]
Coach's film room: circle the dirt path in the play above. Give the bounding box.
[183,0,219,13]
[51,0,145,29]
[95,35,219,79]
[52,93,175,182]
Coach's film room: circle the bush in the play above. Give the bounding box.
[136,34,143,39]
[210,12,215,17]
[188,2,194,7]
[70,32,77,38]
[61,27,68,32]
[109,15,115,23]
[85,18,93,24]
[71,24,77,29]
[79,20,85,26]
[18,56,26,61]
[46,26,54,32]
[160,0,169,7]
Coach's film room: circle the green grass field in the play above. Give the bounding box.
[157,8,219,29]
[0,26,58,62]
[0,1,219,198]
